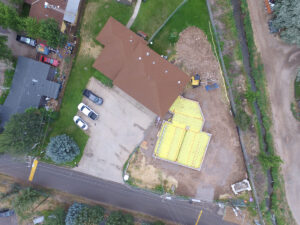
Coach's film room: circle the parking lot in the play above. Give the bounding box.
[74,77,156,183]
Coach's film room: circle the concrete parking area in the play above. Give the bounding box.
[74,77,156,183]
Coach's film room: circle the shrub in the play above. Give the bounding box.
[106,211,134,225]
[12,187,42,218]
[65,202,104,225]
[258,152,282,170]
[46,134,80,164]
[234,107,251,130]
[43,207,66,225]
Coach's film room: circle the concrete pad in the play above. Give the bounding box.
[74,77,156,183]
[196,185,215,202]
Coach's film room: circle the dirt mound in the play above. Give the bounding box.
[176,27,219,81]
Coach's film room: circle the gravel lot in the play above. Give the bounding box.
[74,77,156,183]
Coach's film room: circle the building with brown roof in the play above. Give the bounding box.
[24,0,81,28]
[93,17,190,117]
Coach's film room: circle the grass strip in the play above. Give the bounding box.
[0,69,15,105]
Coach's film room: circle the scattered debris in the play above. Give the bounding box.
[231,179,252,195]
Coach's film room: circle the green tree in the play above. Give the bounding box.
[46,134,80,164]
[43,207,66,225]
[106,211,134,225]
[65,202,104,225]
[38,19,67,47]
[22,17,40,39]
[0,35,13,61]
[0,110,46,153]
[0,2,21,30]
[272,0,300,46]
[12,187,42,218]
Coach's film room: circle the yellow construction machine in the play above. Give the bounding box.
[191,74,201,88]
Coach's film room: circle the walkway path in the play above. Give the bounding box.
[126,0,142,28]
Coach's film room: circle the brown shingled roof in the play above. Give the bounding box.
[93,17,190,117]
[28,0,66,26]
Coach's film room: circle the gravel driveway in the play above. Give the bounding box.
[74,77,156,183]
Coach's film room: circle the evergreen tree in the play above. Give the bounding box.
[272,0,300,46]
[65,202,104,225]
[46,134,80,164]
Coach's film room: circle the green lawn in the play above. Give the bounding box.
[131,0,182,37]
[48,0,133,166]
[0,69,15,105]
[150,0,212,55]
[82,0,133,40]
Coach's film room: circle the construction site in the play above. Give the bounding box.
[72,17,246,202]
[126,26,246,201]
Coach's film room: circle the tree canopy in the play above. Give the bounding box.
[0,2,67,47]
[38,19,67,47]
[65,202,104,225]
[0,3,20,30]
[46,134,80,164]
[106,211,134,225]
[272,0,300,46]
[0,110,46,153]
[0,35,13,61]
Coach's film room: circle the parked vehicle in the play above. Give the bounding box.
[16,35,36,47]
[78,103,99,120]
[83,89,103,105]
[73,116,88,130]
[137,31,148,40]
[39,55,60,67]
[36,43,50,55]
[0,209,14,217]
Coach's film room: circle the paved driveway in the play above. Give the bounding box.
[74,77,156,183]
[0,28,36,58]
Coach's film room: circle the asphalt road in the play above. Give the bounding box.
[0,155,235,225]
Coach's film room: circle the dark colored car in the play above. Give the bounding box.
[16,35,37,47]
[83,89,103,105]
[0,209,15,217]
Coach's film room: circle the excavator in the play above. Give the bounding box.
[191,74,201,88]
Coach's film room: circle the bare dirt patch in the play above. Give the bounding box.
[127,150,178,191]
[128,27,246,201]
[78,2,102,59]
[176,26,220,80]
[78,40,102,59]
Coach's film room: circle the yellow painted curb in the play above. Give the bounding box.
[28,159,38,182]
